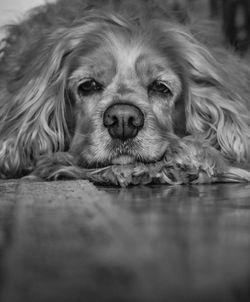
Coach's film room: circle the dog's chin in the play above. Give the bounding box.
[79,153,162,169]
[111,155,136,165]
[92,152,164,168]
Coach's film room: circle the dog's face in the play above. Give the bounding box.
[67,29,185,167]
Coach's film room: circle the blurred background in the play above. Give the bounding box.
[0,0,250,55]
[0,0,49,26]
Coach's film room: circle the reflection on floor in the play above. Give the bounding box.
[0,180,250,302]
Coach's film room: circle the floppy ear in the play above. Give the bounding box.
[168,25,250,163]
[0,27,84,178]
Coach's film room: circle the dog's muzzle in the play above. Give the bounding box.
[103,103,144,140]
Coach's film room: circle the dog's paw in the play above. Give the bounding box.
[86,164,152,187]
[162,138,229,183]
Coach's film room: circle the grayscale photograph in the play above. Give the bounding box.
[0,0,250,301]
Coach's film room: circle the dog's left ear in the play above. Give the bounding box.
[170,26,250,163]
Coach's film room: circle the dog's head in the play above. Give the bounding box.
[1,3,250,176]
[66,18,188,167]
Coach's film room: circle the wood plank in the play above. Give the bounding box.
[0,180,250,302]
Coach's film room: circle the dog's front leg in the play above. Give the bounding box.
[25,152,84,180]
[163,137,250,184]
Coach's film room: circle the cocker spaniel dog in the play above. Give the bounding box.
[1,0,250,186]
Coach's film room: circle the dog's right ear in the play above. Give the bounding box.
[0,23,97,178]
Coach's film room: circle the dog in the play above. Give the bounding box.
[1,0,250,183]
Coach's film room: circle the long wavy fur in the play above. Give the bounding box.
[1,0,250,181]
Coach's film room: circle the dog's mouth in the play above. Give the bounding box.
[77,140,167,168]
[78,152,163,169]
[108,150,165,167]
[103,140,142,165]
[106,140,167,166]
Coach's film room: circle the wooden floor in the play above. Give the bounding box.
[0,180,249,302]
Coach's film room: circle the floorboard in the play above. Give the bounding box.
[0,180,249,302]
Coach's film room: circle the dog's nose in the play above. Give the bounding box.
[103,103,144,140]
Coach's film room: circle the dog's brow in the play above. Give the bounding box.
[69,51,117,83]
[135,53,167,82]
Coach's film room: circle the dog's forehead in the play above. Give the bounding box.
[70,31,178,85]
[104,33,174,77]
[107,36,181,90]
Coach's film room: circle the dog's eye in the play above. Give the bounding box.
[148,80,172,97]
[78,79,103,95]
